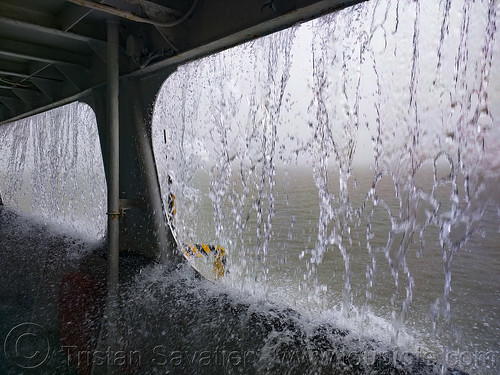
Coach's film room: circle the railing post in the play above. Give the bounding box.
[107,20,120,304]
[99,19,120,375]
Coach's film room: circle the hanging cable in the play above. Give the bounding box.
[66,0,198,27]
[0,77,31,88]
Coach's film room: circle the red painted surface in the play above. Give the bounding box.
[58,272,106,375]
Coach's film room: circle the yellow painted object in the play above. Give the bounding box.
[212,246,226,280]
[168,182,226,280]
[181,243,227,280]
[167,193,176,221]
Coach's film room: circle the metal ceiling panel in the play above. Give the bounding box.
[0,0,366,125]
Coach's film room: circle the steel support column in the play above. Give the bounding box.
[122,75,182,265]
[86,69,180,263]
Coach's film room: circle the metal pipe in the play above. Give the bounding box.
[91,20,120,375]
[106,19,120,375]
[119,0,183,18]
[106,20,120,302]
[66,0,198,28]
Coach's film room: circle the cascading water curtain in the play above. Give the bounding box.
[153,28,297,290]
[153,0,499,373]
[0,102,107,240]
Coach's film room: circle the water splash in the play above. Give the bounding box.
[153,28,297,293]
[152,0,499,373]
[0,102,107,239]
